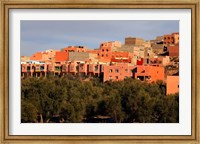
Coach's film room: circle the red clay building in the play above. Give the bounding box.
[166,76,179,95]
[21,61,48,77]
[111,52,132,63]
[30,50,59,62]
[30,52,43,61]
[55,51,68,62]
[168,45,179,57]
[103,63,136,82]
[164,32,179,45]
[99,41,121,62]
[135,65,165,82]
[62,46,88,52]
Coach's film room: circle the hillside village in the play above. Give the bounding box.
[21,32,179,95]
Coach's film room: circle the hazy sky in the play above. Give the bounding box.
[21,20,179,56]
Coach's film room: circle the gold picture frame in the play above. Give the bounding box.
[0,0,199,143]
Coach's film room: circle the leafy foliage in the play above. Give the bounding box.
[21,76,179,123]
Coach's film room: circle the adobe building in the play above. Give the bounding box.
[150,36,163,46]
[111,51,132,63]
[148,56,170,66]
[41,49,59,61]
[55,51,68,63]
[125,37,144,46]
[62,46,88,52]
[68,52,97,62]
[166,76,179,95]
[167,45,179,57]
[142,40,151,48]
[98,41,121,63]
[21,61,48,78]
[30,49,59,61]
[30,52,43,61]
[164,32,179,45]
[103,63,136,82]
[116,45,135,53]
[172,32,179,44]
[152,44,164,55]
[135,65,165,82]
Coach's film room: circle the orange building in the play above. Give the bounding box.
[87,63,102,77]
[103,63,136,82]
[164,32,179,45]
[30,49,59,61]
[111,51,132,63]
[172,32,179,44]
[30,52,43,61]
[99,41,121,62]
[62,46,87,52]
[21,61,48,77]
[135,65,165,82]
[86,49,101,59]
[55,51,68,62]
[148,56,170,66]
[166,76,179,95]
[168,45,179,57]
[78,63,88,75]
[41,49,59,61]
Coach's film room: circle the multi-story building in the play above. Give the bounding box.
[68,52,97,62]
[103,63,136,82]
[135,65,165,82]
[125,37,144,46]
[167,45,179,57]
[164,32,179,45]
[21,60,48,77]
[62,46,88,52]
[30,49,60,61]
[98,41,121,62]
[111,52,132,63]
[166,76,179,95]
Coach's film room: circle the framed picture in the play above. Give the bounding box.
[0,0,199,143]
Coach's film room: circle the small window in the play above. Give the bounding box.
[116,76,118,79]
[125,69,128,72]
[109,76,112,80]
[102,54,104,57]
[106,54,108,57]
[115,69,119,73]
[109,69,113,73]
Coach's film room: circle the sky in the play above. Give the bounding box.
[21,20,179,56]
